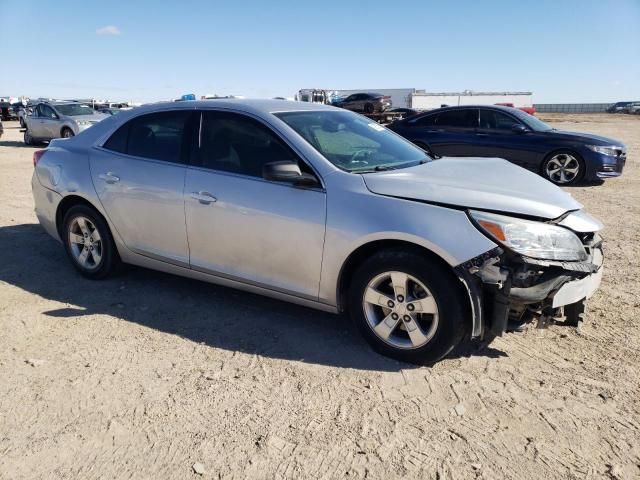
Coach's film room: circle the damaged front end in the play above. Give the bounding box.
[455,210,604,339]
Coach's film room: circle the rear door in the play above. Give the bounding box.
[39,105,60,138]
[403,108,479,156]
[90,110,193,266]
[27,105,45,137]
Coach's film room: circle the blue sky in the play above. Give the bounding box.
[1,0,638,103]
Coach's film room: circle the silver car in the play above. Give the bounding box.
[24,102,107,145]
[31,100,604,364]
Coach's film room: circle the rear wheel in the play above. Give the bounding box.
[62,205,119,279]
[348,248,467,364]
[24,129,33,145]
[61,127,75,138]
[542,151,583,185]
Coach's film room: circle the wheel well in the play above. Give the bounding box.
[55,195,98,236]
[60,126,73,136]
[337,240,469,317]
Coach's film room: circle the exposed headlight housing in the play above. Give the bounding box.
[470,210,587,261]
[76,120,91,126]
[586,145,620,156]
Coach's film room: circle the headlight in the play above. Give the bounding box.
[76,120,91,126]
[586,145,620,156]
[470,210,587,261]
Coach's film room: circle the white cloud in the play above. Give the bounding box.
[96,25,121,36]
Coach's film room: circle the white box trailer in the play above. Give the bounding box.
[410,91,533,110]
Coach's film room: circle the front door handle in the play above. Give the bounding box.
[191,191,217,204]
[99,172,120,184]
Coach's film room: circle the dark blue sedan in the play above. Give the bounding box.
[388,105,626,185]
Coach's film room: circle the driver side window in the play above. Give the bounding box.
[41,106,57,119]
[479,110,520,130]
[194,111,308,179]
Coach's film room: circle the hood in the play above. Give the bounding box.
[362,157,582,219]
[545,129,624,147]
[68,113,109,123]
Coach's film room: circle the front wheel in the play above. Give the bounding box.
[364,103,375,114]
[61,127,75,138]
[62,205,119,279]
[542,151,583,185]
[348,249,467,365]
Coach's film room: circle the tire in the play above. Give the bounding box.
[348,248,467,365]
[62,205,119,279]
[542,150,584,185]
[24,129,33,145]
[61,127,75,138]
[19,117,25,128]
[364,103,375,114]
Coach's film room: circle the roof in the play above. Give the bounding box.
[130,99,338,117]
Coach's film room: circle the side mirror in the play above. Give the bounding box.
[511,124,528,134]
[263,161,319,187]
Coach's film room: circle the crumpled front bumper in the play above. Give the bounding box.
[550,248,603,308]
[456,237,604,339]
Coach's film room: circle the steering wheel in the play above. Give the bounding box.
[349,149,372,166]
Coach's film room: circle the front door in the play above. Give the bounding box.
[474,109,540,169]
[184,110,326,299]
[90,110,192,266]
[39,105,60,138]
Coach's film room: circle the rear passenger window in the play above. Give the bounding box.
[103,124,128,153]
[103,111,190,163]
[436,109,478,128]
[412,114,438,127]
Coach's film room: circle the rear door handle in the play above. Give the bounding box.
[99,172,120,184]
[191,191,217,204]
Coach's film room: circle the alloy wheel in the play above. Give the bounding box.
[68,216,103,270]
[545,153,580,184]
[362,271,439,349]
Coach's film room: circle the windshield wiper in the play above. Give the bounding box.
[357,159,429,174]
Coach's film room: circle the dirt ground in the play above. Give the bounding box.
[1,113,639,480]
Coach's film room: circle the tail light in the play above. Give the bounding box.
[33,149,46,167]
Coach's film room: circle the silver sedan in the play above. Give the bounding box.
[31,100,604,364]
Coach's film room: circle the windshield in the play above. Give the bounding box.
[276,111,430,172]
[54,104,94,116]
[510,109,553,132]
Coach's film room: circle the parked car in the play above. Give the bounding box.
[606,101,637,113]
[24,102,108,145]
[494,102,536,116]
[334,92,392,113]
[624,102,640,114]
[388,105,626,185]
[31,100,604,364]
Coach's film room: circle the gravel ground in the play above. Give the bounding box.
[0,114,639,479]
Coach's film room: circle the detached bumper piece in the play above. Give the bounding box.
[456,235,603,338]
